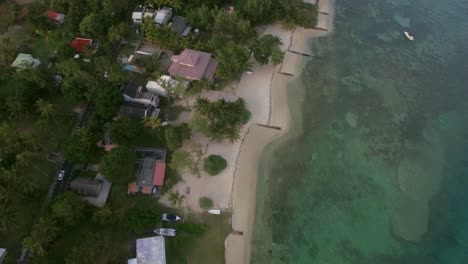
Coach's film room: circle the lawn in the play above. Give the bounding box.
[38,185,230,263]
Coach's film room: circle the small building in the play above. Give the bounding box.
[128,148,167,196]
[11,53,41,70]
[0,248,7,264]
[168,49,218,81]
[170,16,191,36]
[70,174,112,207]
[122,81,159,107]
[146,75,188,97]
[154,7,172,25]
[128,236,166,264]
[144,6,157,20]
[132,5,145,24]
[47,10,65,24]
[119,103,160,119]
[70,38,93,53]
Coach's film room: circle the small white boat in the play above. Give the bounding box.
[154,228,176,237]
[208,209,221,215]
[404,31,414,41]
[162,214,182,222]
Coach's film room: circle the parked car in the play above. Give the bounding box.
[57,170,65,181]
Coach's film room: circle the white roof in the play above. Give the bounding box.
[127,258,137,264]
[132,11,143,20]
[0,248,6,258]
[154,8,171,24]
[11,53,41,69]
[146,75,187,92]
[136,236,166,264]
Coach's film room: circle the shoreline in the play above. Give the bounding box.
[225,0,336,262]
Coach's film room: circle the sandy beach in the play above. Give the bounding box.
[159,1,335,263]
[225,1,336,263]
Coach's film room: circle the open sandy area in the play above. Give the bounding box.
[159,1,336,263]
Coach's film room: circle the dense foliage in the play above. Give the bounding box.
[63,128,95,164]
[193,97,250,142]
[203,154,227,176]
[109,117,143,145]
[99,146,136,184]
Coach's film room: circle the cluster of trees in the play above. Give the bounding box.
[193,97,250,142]
[99,146,136,185]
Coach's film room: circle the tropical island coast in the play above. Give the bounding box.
[0,0,331,263]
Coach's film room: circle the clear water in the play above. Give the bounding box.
[251,0,468,263]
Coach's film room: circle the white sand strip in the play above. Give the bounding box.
[225,125,283,264]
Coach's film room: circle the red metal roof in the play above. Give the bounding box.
[47,11,64,22]
[152,161,166,186]
[70,38,93,53]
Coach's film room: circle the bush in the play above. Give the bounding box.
[203,155,227,176]
[199,196,214,210]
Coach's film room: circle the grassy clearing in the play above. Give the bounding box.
[39,184,230,263]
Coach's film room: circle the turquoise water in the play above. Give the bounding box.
[251,0,468,263]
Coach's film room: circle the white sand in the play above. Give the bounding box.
[159,1,336,263]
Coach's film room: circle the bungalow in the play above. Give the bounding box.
[132,5,145,24]
[168,49,218,81]
[122,81,159,107]
[154,7,172,25]
[169,16,191,36]
[119,102,160,119]
[146,75,188,96]
[11,53,41,70]
[47,10,65,24]
[70,174,112,207]
[70,38,93,53]
[128,148,167,196]
[128,236,166,264]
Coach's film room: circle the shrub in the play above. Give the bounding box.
[203,155,227,176]
[199,196,214,210]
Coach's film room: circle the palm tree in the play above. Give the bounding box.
[142,117,162,130]
[35,99,55,120]
[168,191,185,208]
[22,218,58,256]
[92,205,113,224]
[0,204,16,232]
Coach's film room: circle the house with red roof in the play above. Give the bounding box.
[168,49,218,81]
[70,38,93,53]
[128,148,167,196]
[47,10,65,24]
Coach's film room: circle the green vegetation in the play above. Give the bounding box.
[199,196,214,210]
[168,191,185,208]
[110,117,143,145]
[0,0,318,261]
[99,146,136,184]
[193,97,250,142]
[204,155,227,176]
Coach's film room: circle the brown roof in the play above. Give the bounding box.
[128,182,138,193]
[168,49,218,81]
[141,186,153,194]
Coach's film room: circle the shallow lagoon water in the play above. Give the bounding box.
[251,0,468,263]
